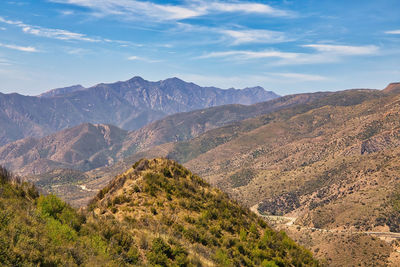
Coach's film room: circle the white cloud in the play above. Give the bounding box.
[0,16,143,47]
[127,56,141,60]
[221,29,290,45]
[49,0,292,21]
[0,42,38,52]
[198,50,299,60]
[0,16,99,42]
[197,43,380,65]
[385,30,400,34]
[127,55,161,63]
[22,25,99,42]
[208,2,292,17]
[302,44,379,55]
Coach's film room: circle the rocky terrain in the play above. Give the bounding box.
[0,76,278,146]
[0,91,324,176]
[37,83,400,266]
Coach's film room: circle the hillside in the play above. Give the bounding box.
[0,76,278,146]
[0,160,318,266]
[48,85,400,265]
[0,92,325,177]
[0,123,128,175]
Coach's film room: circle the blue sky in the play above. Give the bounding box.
[0,0,399,95]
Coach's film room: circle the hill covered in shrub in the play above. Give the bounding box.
[0,160,317,266]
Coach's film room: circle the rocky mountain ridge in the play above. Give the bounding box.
[0,91,323,176]
[0,76,278,146]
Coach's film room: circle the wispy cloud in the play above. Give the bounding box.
[0,16,99,42]
[22,25,99,42]
[59,10,74,16]
[0,16,143,48]
[198,43,380,65]
[197,50,299,60]
[127,55,161,63]
[0,42,38,52]
[49,0,293,21]
[385,30,400,35]
[221,29,290,45]
[205,2,293,17]
[302,44,379,55]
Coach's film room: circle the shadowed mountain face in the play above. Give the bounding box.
[0,76,278,146]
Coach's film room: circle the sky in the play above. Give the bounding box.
[0,0,399,96]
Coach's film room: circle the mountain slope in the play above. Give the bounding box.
[55,86,400,266]
[0,76,278,146]
[0,91,324,177]
[0,123,128,175]
[0,160,318,266]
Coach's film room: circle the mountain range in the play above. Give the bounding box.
[2,78,400,266]
[0,91,326,176]
[22,82,400,266]
[0,76,278,146]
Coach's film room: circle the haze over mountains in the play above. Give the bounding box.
[0,76,278,146]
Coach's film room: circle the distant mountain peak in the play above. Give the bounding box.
[164,77,184,82]
[0,75,279,146]
[128,76,145,82]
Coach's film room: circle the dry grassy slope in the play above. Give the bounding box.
[87,158,318,266]
[30,85,400,266]
[46,89,383,207]
[117,92,330,158]
[182,88,400,232]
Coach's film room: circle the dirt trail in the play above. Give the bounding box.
[250,204,400,240]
